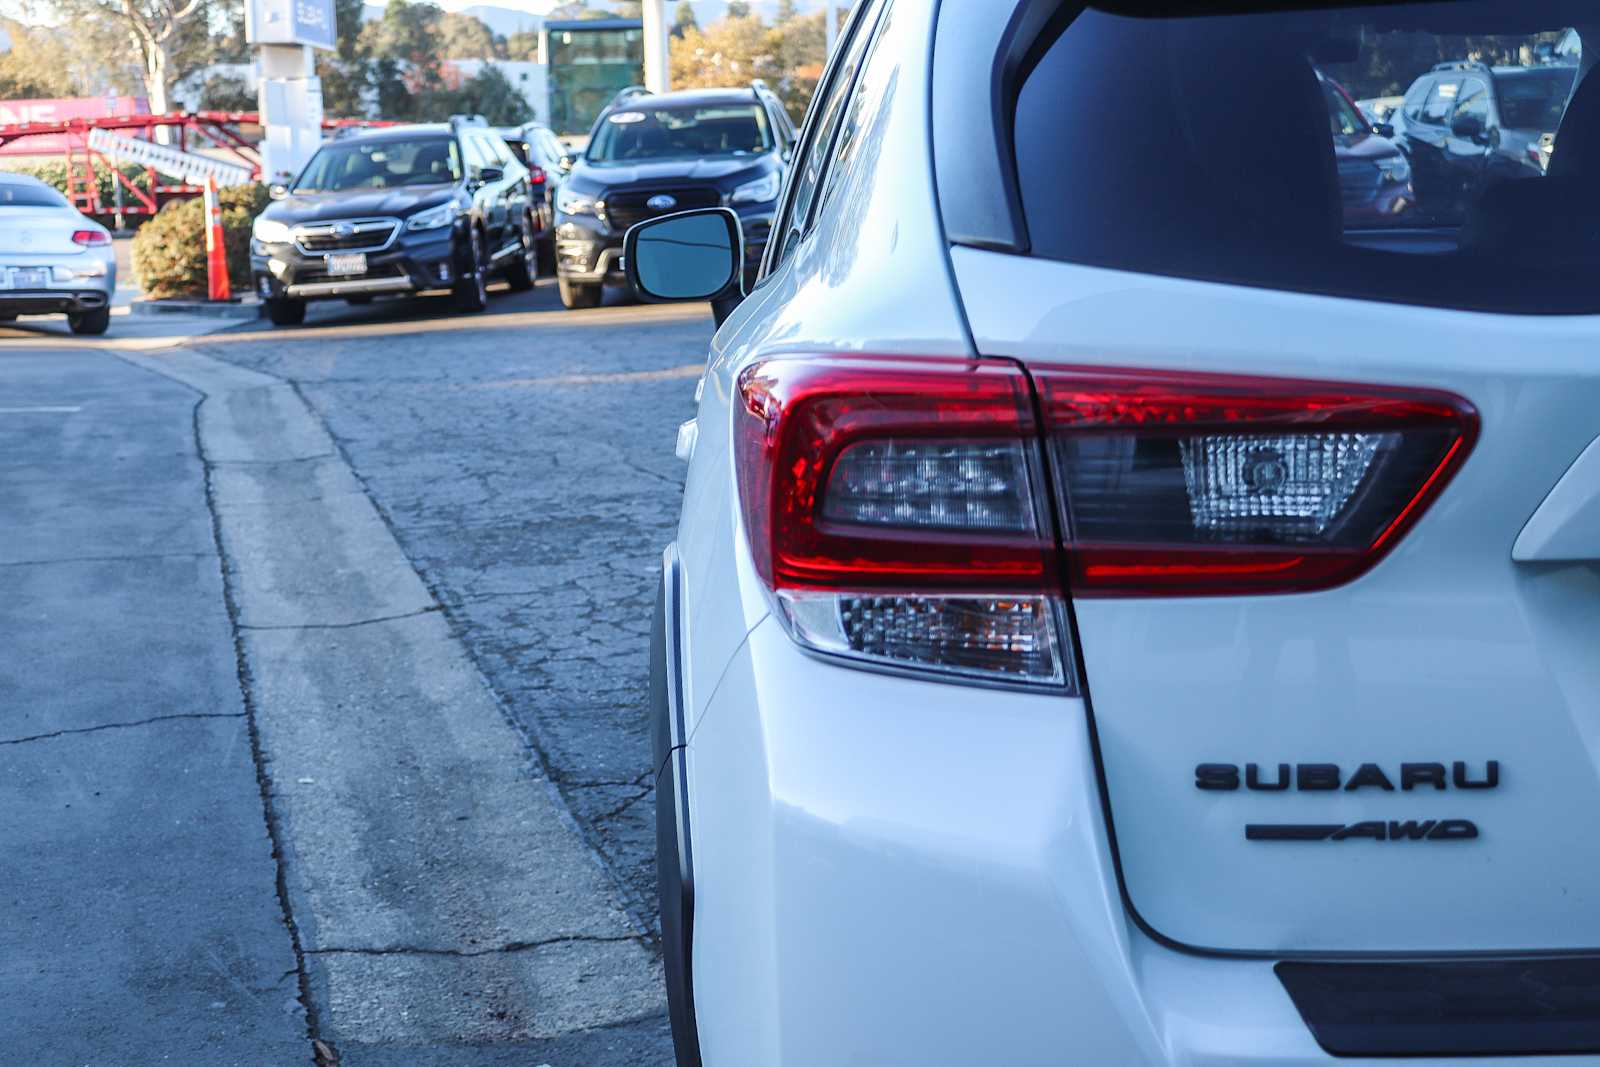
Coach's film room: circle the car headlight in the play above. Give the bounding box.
[252,217,292,244]
[406,202,460,231]
[557,190,598,216]
[730,171,782,205]
[1377,155,1411,184]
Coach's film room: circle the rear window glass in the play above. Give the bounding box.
[0,183,68,208]
[1013,2,1595,313]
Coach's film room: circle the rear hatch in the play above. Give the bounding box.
[952,0,1600,954]
[0,207,86,256]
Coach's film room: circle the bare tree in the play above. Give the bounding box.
[125,0,206,113]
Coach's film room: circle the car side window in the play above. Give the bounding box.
[812,6,897,223]
[765,0,889,275]
[1403,77,1432,119]
[460,134,489,172]
[1454,78,1490,128]
[1421,78,1460,124]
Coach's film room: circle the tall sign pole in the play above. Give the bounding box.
[246,0,336,187]
[642,0,670,94]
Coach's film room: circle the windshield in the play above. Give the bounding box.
[1495,67,1577,129]
[586,104,772,163]
[0,183,68,208]
[294,138,462,192]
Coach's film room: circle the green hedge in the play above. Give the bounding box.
[131,185,270,300]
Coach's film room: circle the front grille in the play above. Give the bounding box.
[601,187,722,232]
[295,218,400,254]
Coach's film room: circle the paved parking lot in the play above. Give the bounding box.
[0,279,711,1064]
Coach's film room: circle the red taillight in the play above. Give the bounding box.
[736,356,1069,686]
[731,356,1475,683]
[72,229,109,246]
[530,166,547,185]
[1036,368,1478,596]
[735,356,1053,592]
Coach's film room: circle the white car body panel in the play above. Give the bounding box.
[952,246,1600,953]
[676,0,971,739]
[664,0,1600,1060]
[1514,432,1600,561]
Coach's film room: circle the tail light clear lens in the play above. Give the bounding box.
[1038,369,1478,596]
[736,357,1073,688]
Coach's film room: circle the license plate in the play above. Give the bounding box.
[10,267,48,288]
[325,253,367,276]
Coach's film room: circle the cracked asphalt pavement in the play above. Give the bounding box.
[0,280,711,1064]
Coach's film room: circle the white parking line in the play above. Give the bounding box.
[0,406,82,413]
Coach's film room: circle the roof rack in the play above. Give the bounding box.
[449,114,489,128]
[606,86,652,111]
[750,78,770,94]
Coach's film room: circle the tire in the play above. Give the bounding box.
[67,306,111,335]
[264,298,306,326]
[505,214,537,292]
[453,227,489,313]
[557,275,602,310]
[537,236,556,276]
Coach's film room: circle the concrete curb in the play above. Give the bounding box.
[103,344,666,1057]
[131,298,261,320]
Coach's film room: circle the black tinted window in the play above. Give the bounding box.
[1496,67,1576,128]
[0,182,67,208]
[1013,4,1596,313]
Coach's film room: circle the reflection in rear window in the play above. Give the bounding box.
[1013,2,1596,313]
[0,183,68,208]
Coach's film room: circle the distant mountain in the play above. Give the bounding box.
[458,4,549,35]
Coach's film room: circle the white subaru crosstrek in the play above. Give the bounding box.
[630,0,1600,1063]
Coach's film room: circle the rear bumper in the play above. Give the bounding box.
[0,289,110,314]
[684,615,1579,1066]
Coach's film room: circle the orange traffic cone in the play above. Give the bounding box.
[204,175,231,302]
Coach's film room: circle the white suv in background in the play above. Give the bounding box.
[632,0,1600,1063]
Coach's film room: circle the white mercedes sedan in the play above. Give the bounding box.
[0,172,115,335]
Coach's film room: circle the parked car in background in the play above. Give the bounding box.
[498,121,575,273]
[552,81,796,309]
[628,0,1600,1063]
[0,172,114,335]
[1325,73,1414,225]
[250,117,538,326]
[1389,60,1577,222]
[1356,94,1405,124]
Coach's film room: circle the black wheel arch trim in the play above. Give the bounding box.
[653,545,703,1067]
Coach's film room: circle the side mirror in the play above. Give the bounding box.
[269,183,289,200]
[1451,113,1486,142]
[1373,122,1395,139]
[477,166,504,183]
[625,208,744,313]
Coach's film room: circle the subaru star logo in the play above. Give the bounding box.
[646,194,678,211]
[332,222,356,238]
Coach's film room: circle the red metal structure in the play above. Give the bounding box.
[0,111,397,218]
